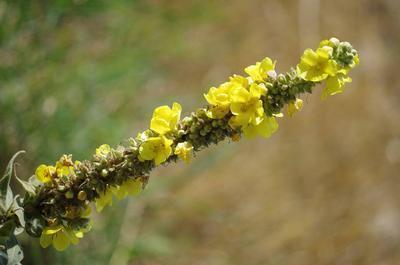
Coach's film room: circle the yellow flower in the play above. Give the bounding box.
[353,54,360,67]
[110,179,143,200]
[96,144,111,157]
[95,180,142,211]
[297,46,338,82]
[39,225,85,251]
[55,161,74,178]
[319,37,340,48]
[229,83,267,128]
[244,57,276,82]
[241,115,278,138]
[138,135,173,165]
[204,82,233,119]
[229,74,250,87]
[150,102,182,135]
[322,74,352,99]
[109,186,125,200]
[122,179,143,196]
[35,165,55,183]
[287,98,303,117]
[174,142,194,163]
[95,189,114,212]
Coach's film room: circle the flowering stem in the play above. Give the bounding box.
[0,38,359,257]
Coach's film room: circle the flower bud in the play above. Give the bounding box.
[78,190,87,201]
[329,37,340,46]
[65,190,74,199]
[101,169,108,177]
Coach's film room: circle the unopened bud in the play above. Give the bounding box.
[101,169,108,177]
[267,70,277,80]
[65,190,74,199]
[78,190,87,201]
[329,37,340,46]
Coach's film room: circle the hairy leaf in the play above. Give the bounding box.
[0,151,25,211]
[5,235,23,265]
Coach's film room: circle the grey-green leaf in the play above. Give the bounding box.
[5,235,23,265]
[0,151,25,209]
[0,250,7,265]
[15,176,36,196]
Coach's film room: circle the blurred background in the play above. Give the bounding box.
[1,0,400,264]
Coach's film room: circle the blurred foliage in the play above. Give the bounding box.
[1,0,400,264]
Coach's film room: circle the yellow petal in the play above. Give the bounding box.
[96,144,111,157]
[172,102,182,114]
[243,115,278,138]
[111,186,127,200]
[230,86,250,103]
[260,57,276,73]
[316,46,333,59]
[53,231,70,251]
[74,230,84,239]
[322,75,352,99]
[42,226,62,235]
[35,165,52,183]
[95,189,113,212]
[206,105,230,119]
[150,103,181,134]
[287,98,303,117]
[300,49,319,67]
[154,147,171,165]
[244,64,262,81]
[229,75,249,87]
[244,57,275,82]
[57,165,71,177]
[324,60,338,76]
[125,179,142,196]
[204,88,218,105]
[174,142,194,163]
[150,118,170,135]
[249,83,264,99]
[39,234,53,248]
[138,137,159,161]
[66,229,80,245]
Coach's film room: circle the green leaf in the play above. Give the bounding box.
[0,151,25,211]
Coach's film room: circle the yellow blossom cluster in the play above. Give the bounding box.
[297,37,359,99]
[138,102,194,165]
[35,156,76,184]
[94,144,144,212]
[204,57,279,138]
[35,156,92,251]
[39,208,91,251]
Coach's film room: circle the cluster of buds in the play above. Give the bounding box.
[19,38,359,251]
